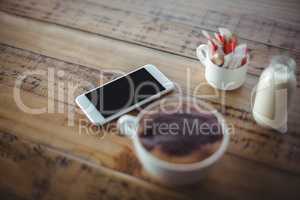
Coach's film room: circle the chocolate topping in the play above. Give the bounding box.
[139,111,223,159]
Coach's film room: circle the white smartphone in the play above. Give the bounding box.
[76,64,175,125]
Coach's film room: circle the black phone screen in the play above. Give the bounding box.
[85,68,165,118]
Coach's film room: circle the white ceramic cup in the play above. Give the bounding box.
[196,44,248,90]
[117,96,230,186]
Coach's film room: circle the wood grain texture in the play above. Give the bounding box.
[0,11,300,198]
[0,0,300,199]
[1,12,300,174]
[2,131,300,200]
[0,131,184,200]
[0,0,299,78]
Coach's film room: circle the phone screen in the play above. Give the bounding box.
[85,68,165,118]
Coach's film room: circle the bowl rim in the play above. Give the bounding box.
[132,96,230,171]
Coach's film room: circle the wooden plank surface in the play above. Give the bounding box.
[0,131,182,200]
[0,0,300,78]
[0,0,300,199]
[2,130,300,200]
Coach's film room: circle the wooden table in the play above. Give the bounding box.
[0,0,300,199]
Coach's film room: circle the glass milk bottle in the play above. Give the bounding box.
[252,55,297,133]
